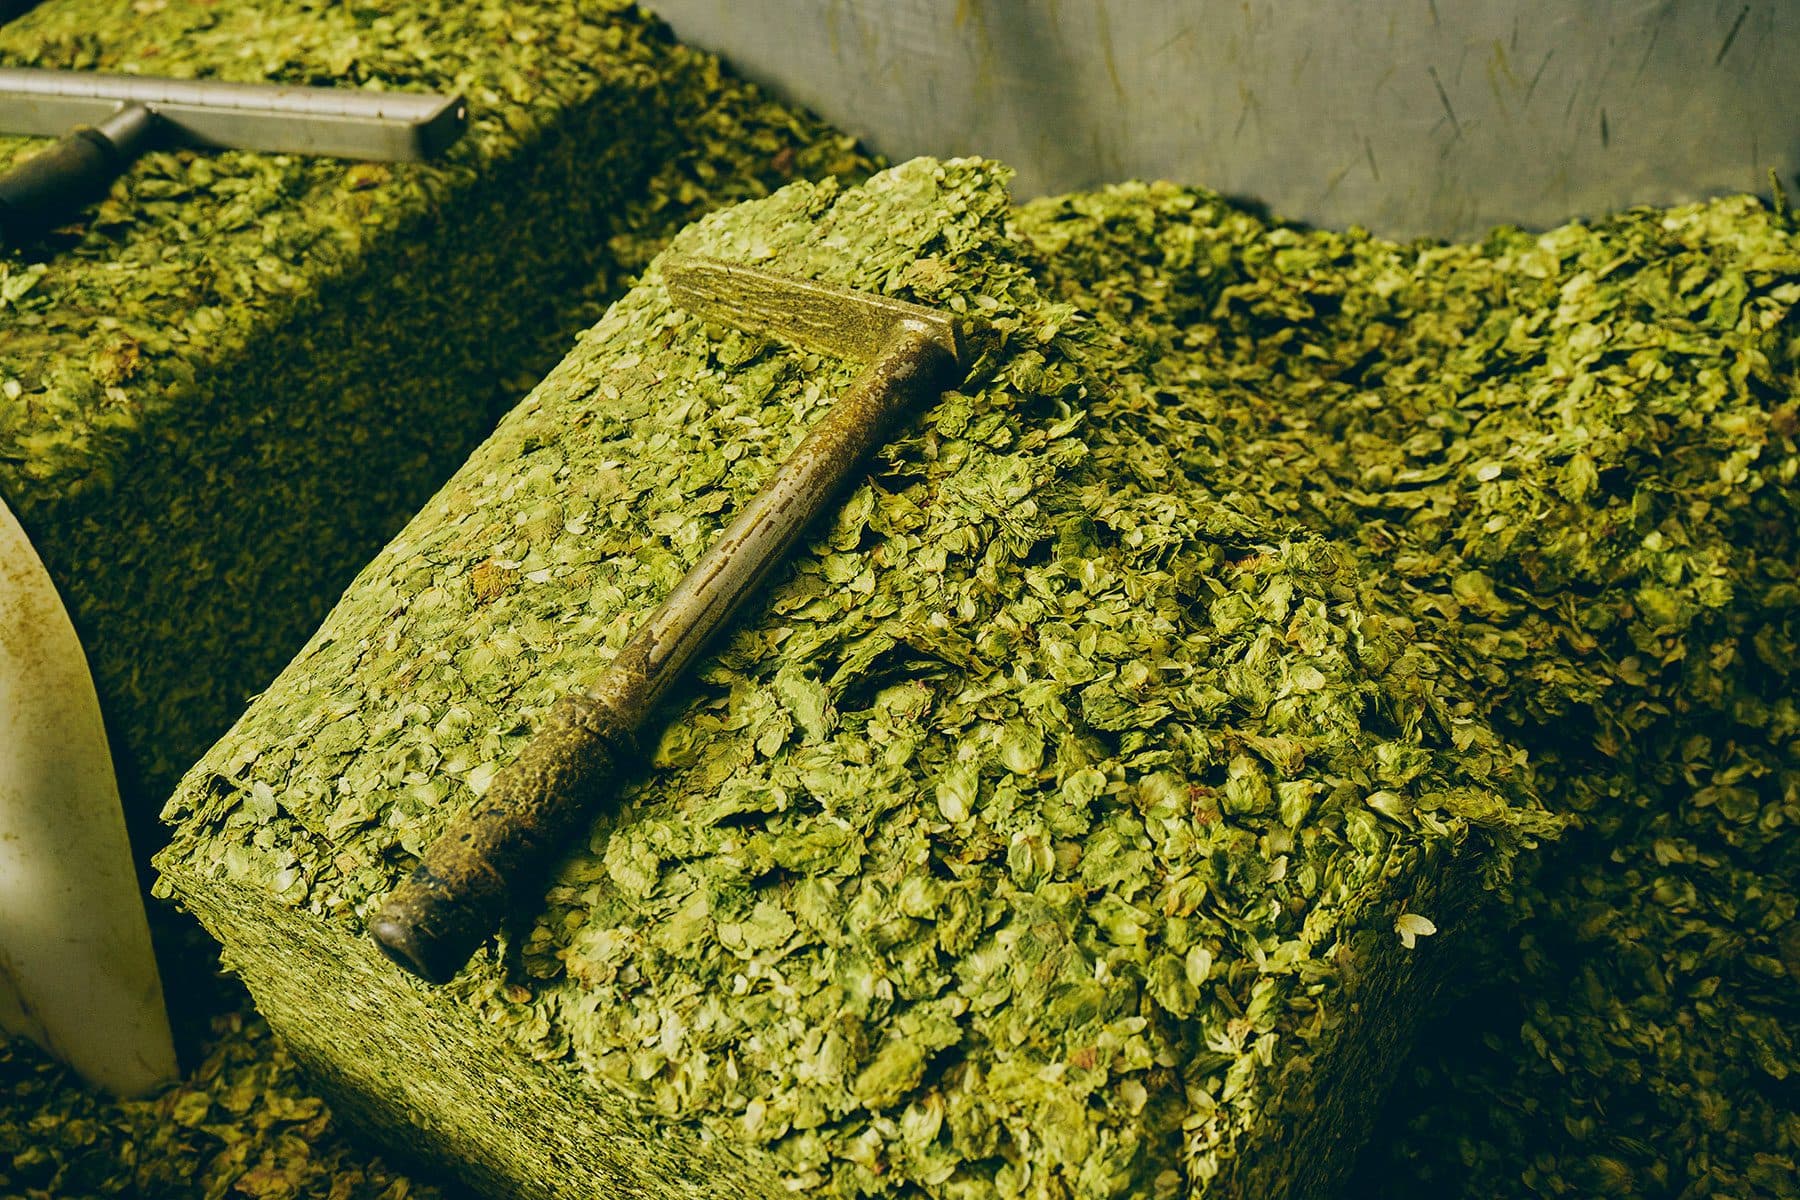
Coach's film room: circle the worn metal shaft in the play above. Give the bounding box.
[0,68,466,160]
[369,315,959,983]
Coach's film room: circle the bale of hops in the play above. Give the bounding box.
[158,158,1552,1199]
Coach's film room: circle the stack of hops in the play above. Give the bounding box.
[155,158,1554,1199]
[1015,181,1799,1197]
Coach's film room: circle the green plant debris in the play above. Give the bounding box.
[0,0,872,827]
[0,1009,452,1200]
[1012,182,1799,1198]
[16,37,1787,1185]
[155,157,1553,1200]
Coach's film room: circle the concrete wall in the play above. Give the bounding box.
[649,0,1800,239]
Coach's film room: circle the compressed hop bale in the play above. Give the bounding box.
[0,0,870,824]
[155,158,1553,1199]
[1012,182,1799,1199]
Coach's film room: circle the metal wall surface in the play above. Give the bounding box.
[649,0,1799,239]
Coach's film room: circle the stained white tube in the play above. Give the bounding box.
[0,494,176,1097]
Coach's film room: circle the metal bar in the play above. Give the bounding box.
[0,68,465,161]
[598,323,958,718]
[368,263,973,983]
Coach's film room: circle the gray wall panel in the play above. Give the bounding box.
[649,0,1800,238]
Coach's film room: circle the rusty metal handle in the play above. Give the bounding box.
[369,324,959,982]
[367,694,631,983]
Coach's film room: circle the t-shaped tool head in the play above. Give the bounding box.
[368,257,977,983]
[663,254,968,367]
[0,67,465,246]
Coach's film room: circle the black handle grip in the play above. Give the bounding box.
[0,103,158,247]
[368,693,636,983]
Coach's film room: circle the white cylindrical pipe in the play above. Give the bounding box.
[0,494,176,1098]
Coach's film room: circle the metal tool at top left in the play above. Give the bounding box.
[0,67,466,247]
